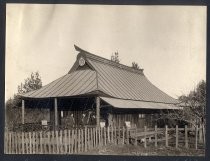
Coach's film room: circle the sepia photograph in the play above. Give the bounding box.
[5,4,206,156]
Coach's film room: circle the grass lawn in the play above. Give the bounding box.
[82,144,205,156]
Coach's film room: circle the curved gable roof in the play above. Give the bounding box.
[21,45,179,104]
[70,45,178,104]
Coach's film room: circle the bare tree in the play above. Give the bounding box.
[132,62,140,69]
[111,52,120,63]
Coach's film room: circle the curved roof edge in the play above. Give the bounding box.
[73,45,144,75]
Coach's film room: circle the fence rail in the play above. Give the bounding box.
[4,125,204,154]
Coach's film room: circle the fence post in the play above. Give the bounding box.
[134,127,137,146]
[95,127,98,147]
[107,126,110,143]
[185,125,188,149]
[14,132,18,154]
[104,127,106,146]
[4,131,6,154]
[40,131,43,154]
[35,132,38,153]
[78,129,80,153]
[92,128,94,148]
[26,132,29,154]
[32,132,35,154]
[8,132,11,154]
[68,130,70,154]
[144,126,147,148]
[199,124,202,143]
[155,125,157,147]
[98,126,101,146]
[72,129,75,154]
[17,133,20,154]
[47,131,51,154]
[12,132,14,154]
[43,132,46,154]
[85,126,87,152]
[122,127,125,144]
[60,130,63,153]
[34,132,36,154]
[126,127,129,144]
[81,129,84,152]
[81,129,83,152]
[176,125,178,149]
[51,131,55,154]
[22,132,24,154]
[88,128,90,150]
[111,126,114,143]
[64,130,67,154]
[101,127,103,146]
[55,130,59,154]
[165,125,168,147]
[8,132,10,154]
[11,132,14,154]
[94,127,96,148]
[29,132,32,154]
[91,128,93,149]
[14,132,17,154]
[114,127,117,145]
[13,132,16,154]
[9,131,11,154]
[75,129,78,153]
[195,125,198,150]
[90,128,93,149]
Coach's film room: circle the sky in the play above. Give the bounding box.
[5,4,206,101]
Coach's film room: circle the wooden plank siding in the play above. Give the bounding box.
[111,113,152,128]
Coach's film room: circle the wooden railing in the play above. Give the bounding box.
[4,125,204,154]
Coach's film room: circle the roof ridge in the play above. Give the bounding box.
[74,45,144,75]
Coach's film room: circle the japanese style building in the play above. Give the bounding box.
[20,45,181,129]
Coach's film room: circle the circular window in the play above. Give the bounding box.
[79,57,85,66]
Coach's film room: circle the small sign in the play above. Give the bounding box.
[100,122,105,127]
[41,120,48,126]
[61,111,63,118]
[125,121,131,128]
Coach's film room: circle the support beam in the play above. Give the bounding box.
[21,100,25,124]
[96,96,100,127]
[54,98,58,129]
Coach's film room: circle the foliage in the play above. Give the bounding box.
[18,72,42,94]
[158,80,206,142]
[159,80,206,125]
[178,80,206,126]
[5,71,43,130]
[111,52,120,63]
[132,62,140,69]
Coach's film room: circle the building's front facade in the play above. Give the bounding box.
[20,45,181,130]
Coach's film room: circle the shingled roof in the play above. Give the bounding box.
[21,45,179,105]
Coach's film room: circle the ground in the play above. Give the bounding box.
[82,144,205,156]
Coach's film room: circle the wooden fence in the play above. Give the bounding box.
[4,125,204,154]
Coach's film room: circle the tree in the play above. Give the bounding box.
[157,80,206,142]
[5,71,42,130]
[18,72,42,94]
[132,62,140,69]
[111,52,120,63]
